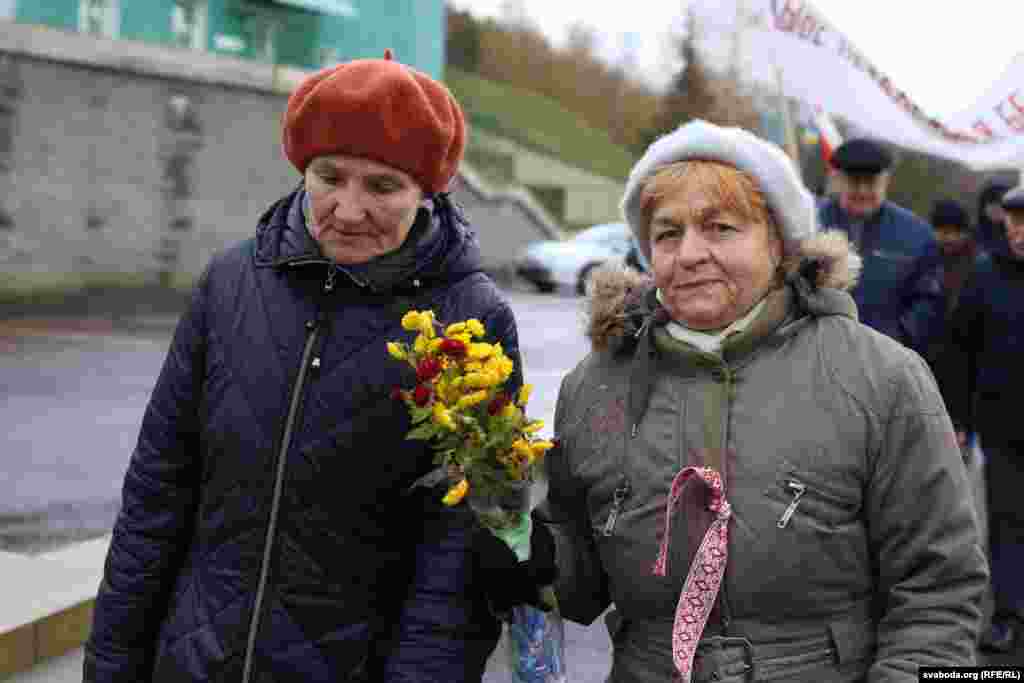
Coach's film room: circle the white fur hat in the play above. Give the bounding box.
[621,119,818,263]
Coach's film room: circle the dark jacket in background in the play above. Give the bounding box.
[975,181,1013,258]
[939,250,1024,619]
[924,242,983,380]
[817,198,945,357]
[84,188,521,683]
[940,252,1024,444]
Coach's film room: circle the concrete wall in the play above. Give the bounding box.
[469,126,624,228]
[0,20,561,295]
[452,165,563,273]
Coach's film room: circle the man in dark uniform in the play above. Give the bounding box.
[818,139,945,356]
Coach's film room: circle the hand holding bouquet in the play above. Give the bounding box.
[387,310,555,530]
[388,310,567,682]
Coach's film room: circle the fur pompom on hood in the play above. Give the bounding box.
[585,229,861,352]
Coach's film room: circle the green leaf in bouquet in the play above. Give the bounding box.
[407,422,439,440]
[409,405,432,424]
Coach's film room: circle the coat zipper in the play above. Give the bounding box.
[240,274,330,682]
[716,362,736,633]
[776,480,807,529]
[602,480,630,537]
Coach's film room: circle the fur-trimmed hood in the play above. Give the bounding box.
[586,229,861,352]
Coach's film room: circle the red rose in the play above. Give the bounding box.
[438,338,467,358]
[416,358,443,382]
[487,392,511,416]
[413,385,433,407]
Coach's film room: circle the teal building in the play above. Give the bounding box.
[2,0,445,78]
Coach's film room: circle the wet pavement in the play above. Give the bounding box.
[1,322,172,555]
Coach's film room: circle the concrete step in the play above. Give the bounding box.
[0,538,109,679]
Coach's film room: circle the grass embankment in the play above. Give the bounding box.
[444,67,636,182]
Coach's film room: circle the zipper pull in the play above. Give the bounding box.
[634,316,652,339]
[324,267,337,293]
[602,482,630,537]
[777,480,806,529]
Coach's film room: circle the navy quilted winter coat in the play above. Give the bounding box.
[84,188,521,682]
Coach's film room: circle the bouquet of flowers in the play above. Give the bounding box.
[387,310,567,683]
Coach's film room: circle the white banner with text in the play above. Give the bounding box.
[749,0,1024,171]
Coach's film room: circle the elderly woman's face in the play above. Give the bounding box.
[304,154,423,264]
[649,183,782,331]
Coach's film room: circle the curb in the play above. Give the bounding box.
[0,600,94,678]
[0,538,109,678]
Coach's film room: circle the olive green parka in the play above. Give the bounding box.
[542,231,986,683]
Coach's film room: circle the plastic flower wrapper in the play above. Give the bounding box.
[388,310,567,683]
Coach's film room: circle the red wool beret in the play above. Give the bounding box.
[281,50,466,194]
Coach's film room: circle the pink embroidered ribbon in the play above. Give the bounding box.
[652,466,732,683]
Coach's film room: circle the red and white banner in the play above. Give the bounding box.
[749,0,1024,171]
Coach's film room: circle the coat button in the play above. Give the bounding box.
[311,357,321,369]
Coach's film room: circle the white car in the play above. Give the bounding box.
[515,222,648,295]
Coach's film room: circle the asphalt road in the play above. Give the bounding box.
[2,286,1019,675]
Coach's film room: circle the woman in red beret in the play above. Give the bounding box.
[84,52,553,683]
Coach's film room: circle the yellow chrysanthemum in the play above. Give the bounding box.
[445,322,467,336]
[531,440,555,458]
[501,403,521,420]
[442,479,469,506]
[499,357,514,380]
[467,343,495,361]
[483,356,502,376]
[401,311,421,331]
[429,338,445,353]
[413,334,430,355]
[517,384,533,407]
[512,439,533,461]
[523,420,544,434]
[464,371,500,389]
[456,390,489,410]
[452,333,472,346]
[465,361,483,373]
[418,311,437,339]
[435,379,452,405]
[466,319,485,338]
[386,342,407,360]
[432,402,456,430]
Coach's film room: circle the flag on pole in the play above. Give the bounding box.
[812,106,843,165]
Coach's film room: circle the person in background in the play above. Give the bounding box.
[925,198,980,376]
[975,180,1013,258]
[83,51,551,683]
[539,120,986,682]
[817,138,945,356]
[941,184,1024,654]
[931,199,980,318]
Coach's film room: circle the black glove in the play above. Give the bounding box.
[472,515,558,615]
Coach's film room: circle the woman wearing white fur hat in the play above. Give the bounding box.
[537,120,986,682]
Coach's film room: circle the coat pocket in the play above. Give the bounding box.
[767,463,862,532]
[762,461,869,583]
